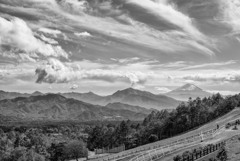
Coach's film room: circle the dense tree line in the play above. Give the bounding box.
[87,93,240,150]
[0,126,88,161]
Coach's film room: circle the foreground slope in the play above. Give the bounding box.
[90,108,240,161]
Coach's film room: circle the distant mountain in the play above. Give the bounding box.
[61,91,104,105]
[0,88,180,111]
[0,90,29,100]
[166,83,212,101]
[32,91,43,96]
[0,94,151,122]
[62,88,180,110]
[109,88,180,109]
[0,90,43,101]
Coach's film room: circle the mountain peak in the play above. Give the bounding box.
[166,83,211,101]
[178,83,202,91]
[86,91,95,95]
[32,91,43,95]
[113,87,141,96]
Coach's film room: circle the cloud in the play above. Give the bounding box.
[38,34,58,45]
[179,60,237,70]
[152,61,187,69]
[206,90,237,95]
[49,0,215,56]
[0,62,36,83]
[218,0,240,42]
[0,16,68,60]
[132,84,145,90]
[35,58,149,86]
[59,0,89,14]
[38,28,62,37]
[127,0,203,38]
[155,87,171,93]
[219,0,240,32]
[183,72,240,83]
[111,57,140,64]
[70,84,79,90]
[150,60,237,71]
[18,54,37,63]
[0,0,217,57]
[74,31,92,38]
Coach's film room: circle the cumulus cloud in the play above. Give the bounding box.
[218,0,240,42]
[35,58,149,86]
[70,84,79,90]
[0,16,68,60]
[219,0,240,32]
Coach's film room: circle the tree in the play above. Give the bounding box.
[10,147,26,161]
[148,134,158,143]
[173,155,182,161]
[87,126,104,150]
[217,145,227,161]
[48,143,65,161]
[63,140,88,161]
[18,149,45,161]
[0,128,4,135]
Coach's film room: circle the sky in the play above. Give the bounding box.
[0,0,240,95]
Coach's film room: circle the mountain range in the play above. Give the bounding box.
[0,90,43,100]
[0,94,154,122]
[0,84,213,122]
[61,88,180,110]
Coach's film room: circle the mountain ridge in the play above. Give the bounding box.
[0,93,156,122]
[62,88,180,110]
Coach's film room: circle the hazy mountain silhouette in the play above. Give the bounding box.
[62,88,180,110]
[166,83,211,101]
